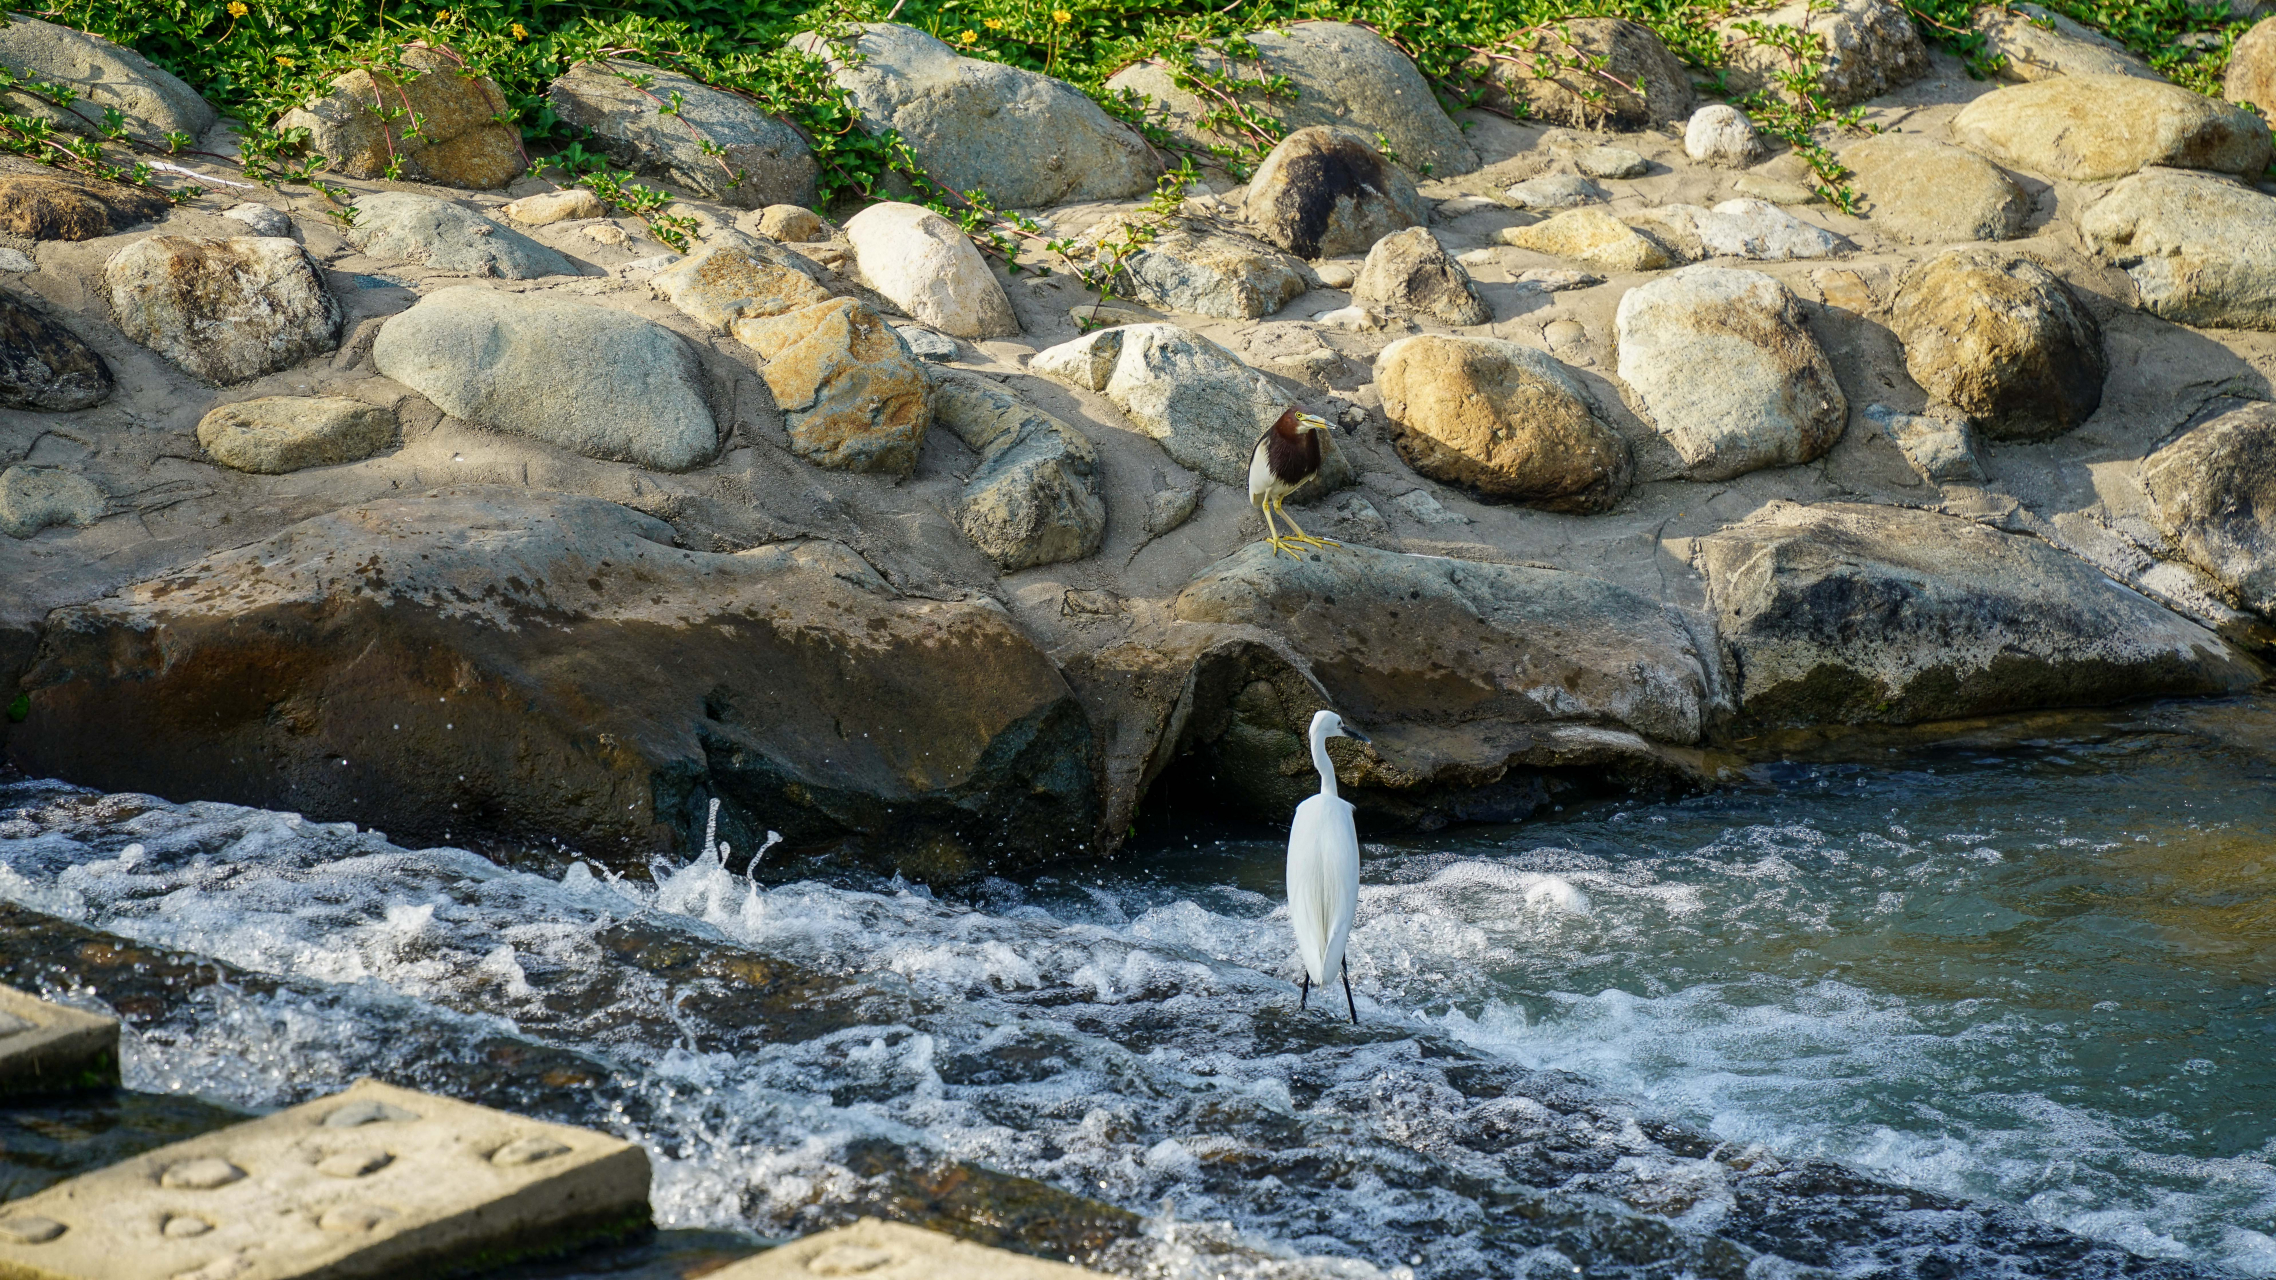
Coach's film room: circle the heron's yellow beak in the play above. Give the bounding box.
[1295,413,1332,433]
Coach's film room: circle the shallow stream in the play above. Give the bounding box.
[1,696,2270,1277]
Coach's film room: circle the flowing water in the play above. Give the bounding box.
[1,696,2272,1278]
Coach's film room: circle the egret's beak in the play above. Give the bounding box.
[1340,724,1372,744]
[1295,412,1333,433]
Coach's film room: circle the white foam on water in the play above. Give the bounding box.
[2,780,2268,1275]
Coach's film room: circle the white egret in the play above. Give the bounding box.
[1288,708,1370,1022]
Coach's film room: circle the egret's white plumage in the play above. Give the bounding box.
[1287,708,1369,1021]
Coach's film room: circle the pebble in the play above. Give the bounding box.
[1576,145,1649,179]
[1315,262,1358,289]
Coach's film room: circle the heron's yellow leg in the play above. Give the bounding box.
[1276,498,1339,550]
[1258,499,1301,559]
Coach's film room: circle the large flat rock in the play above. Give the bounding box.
[0,1077,649,1276]
[5,489,1098,876]
[0,984,116,1097]
[1695,501,2261,728]
[714,1219,1101,1280]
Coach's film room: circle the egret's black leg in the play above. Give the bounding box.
[1342,957,1358,1024]
[1300,974,1310,1010]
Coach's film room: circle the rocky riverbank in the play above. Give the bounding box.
[3,5,2275,876]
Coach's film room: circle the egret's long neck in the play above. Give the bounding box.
[1311,719,1338,801]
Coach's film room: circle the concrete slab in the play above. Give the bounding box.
[0,985,117,1097]
[0,1077,650,1278]
[709,1219,1103,1280]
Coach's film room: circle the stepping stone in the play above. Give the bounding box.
[0,984,117,1097]
[0,1078,650,1276]
[712,1218,1103,1280]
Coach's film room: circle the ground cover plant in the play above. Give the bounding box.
[3,0,2267,274]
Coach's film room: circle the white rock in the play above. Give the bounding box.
[222,202,292,237]
[1684,105,1763,168]
[1504,174,1608,210]
[844,202,1017,339]
[1694,198,1849,260]
[1614,264,1847,479]
[1030,323,1282,483]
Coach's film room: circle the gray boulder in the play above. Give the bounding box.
[1972,3,2157,81]
[0,292,109,410]
[105,235,341,385]
[1106,22,1476,177]
[0,13,214,145]
[1463,19,1694,131]
[1031,322,1285,485]
[1891,248,2104,440]
[344,192,576,279]
[790,24,1157,207]
[1696,500,2260,727]
[547,59,819,209]
[1352,226,1490,325]
[1173,542,1711,767]
[373,287,717,471]
[1081,215,1309,320]
[1243,127,1428,260]
[1504,174,1607,210]
[2078,167,2276,332]
[1840,135,2029,245]
[196,396,398,474]
[732,297,931,476]
[1951,74,2273,181]
[1613,265,1846,480]
[1660,199,1850,261]
[0,464,100,539]
[5,489,1098,872]
[1863,403,1983,484]
[2140,403,2276,618]
[932,370,1105,570]
[1718,0,1929,107]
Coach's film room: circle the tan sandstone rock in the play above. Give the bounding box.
[2229,16,2276,116]
[1501,207,1673,272]
[1840,135,2030,244]
[651,239,833,332]
[1891,247,2105,440]
[1951,74,2274,181]
[734,297,931,475]
[1374,335,1631,512]
[196,397,399,474]
[499,188,606,225]
[279,43,523,189]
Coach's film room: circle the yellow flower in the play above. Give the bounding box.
[1053,9,1071,22]
[983,16,1003,29]
[225,1,247,16]
[957,28,977,42]
[434,7,451,21]
[273,53,293,65]
[510,21,527,38]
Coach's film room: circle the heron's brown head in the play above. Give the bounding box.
[1293,411,1332,433]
